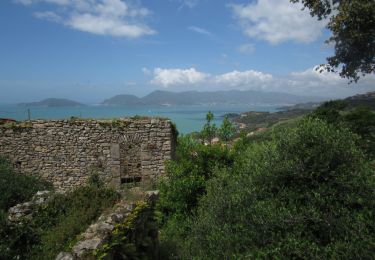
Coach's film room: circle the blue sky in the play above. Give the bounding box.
[0,0,374,104]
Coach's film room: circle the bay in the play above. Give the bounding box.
[0,104,279,134]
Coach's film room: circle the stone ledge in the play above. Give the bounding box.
[8,190,52,223]
[56,190,159,260]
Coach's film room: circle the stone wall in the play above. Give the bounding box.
[57,191,159,260]
[0,118,176,191]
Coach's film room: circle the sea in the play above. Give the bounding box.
[0,104,280,134]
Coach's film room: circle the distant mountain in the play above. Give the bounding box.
[19,98,85,107]
[280,102,322,111]
[102,90,325,106]
[280,91,375,111]
[230,91,375,131]
[345,91,375,109]
[102,94,143,106]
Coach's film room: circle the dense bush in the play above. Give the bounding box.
[0,157,52,211]
[200,111,217,144]
[181,118,375,259]
[157,135,234,253]
[343,107,375,157]
[310,101,375,158]
[158,135,234,218]
[94,201,159,260]
[218,116,236,142]
[308,100,347,125]
[0,157,51,259]
[0,183,119,259]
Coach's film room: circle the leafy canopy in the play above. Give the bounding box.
[291,0,375,82]
[0,157,52,212]
[309,101,375,158]
[201,111,217,144]
[218,116,236,142]
[185,118,375,259]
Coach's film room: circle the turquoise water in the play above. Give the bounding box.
[0,104,279,134]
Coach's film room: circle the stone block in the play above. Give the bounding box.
[110,143,120,160]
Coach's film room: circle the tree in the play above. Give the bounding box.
[309,101,375,158]
[201,111,217,145]
[218,116,236,142]
[184,118,375,259]
[157,135,234,256]
[291,0,375,82]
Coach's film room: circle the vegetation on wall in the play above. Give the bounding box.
[0,174,118,260]
[94,200,158,260]
[0,157,53,258]
[157,133,235,253]
[0,157,52,213]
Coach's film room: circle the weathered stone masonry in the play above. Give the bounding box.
[0,118,176,191]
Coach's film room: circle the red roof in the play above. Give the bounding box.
[0,118,17,123]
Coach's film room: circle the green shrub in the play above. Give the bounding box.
[308,100,348,127]
[310,102,375,158]
[218,116,236,142]
[200,111,217,144]
[157,135,234,255]
[343,107,375,157]
[88,170,104,188]
[94,201,158,260]
[0,157,52,211]
[158,135,234,218]
[30,185,118,259]
[0,183,119,259]
[184,118,375,259]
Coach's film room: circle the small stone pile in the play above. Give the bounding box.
[8,190,51,223]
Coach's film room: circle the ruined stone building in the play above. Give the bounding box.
[0,118,176,191]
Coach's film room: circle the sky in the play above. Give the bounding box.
[0,0,374,104]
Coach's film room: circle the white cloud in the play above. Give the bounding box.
[149,67,272,89]
[230,0,326,44]
[146,66,375,98]
[14,0,71,6]
[290,65,344,84]
[214,70,273,87]
[183,0,200,8]
[188,26,212,36]
[15,0,156,38]
[237,43,255,54]
[172,0,200,9]
[284,66,375,97]
[33,11,62,22]
[150,68,209,87]
[67,13,154,38]
[13,0,34,5]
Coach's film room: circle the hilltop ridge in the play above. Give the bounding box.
[18,98,85,107]
[101,89,325,106]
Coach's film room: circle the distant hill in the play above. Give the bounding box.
[281,91,375,111]
[231,91,375,132]
[19,98,86,107]
[345,91,375,109]
[279,102,322,111]
[102,94,143,106]
[102,90,324,106]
